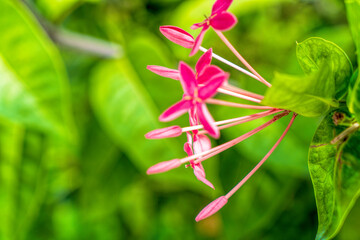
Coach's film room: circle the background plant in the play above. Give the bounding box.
[0,0,359,239]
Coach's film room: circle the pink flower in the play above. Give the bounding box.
[190,0,237,56]
[159,61,228,138]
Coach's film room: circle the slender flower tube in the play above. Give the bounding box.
[195,113,297,221]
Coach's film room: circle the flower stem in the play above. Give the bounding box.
[199,46,259,81]
[222,84,264,100]
[217,87,261,103]
[181,109,281,132]
[205,98,273,109]
[225,113,297,199]
[214,31,272,88]
[180,111,289,165]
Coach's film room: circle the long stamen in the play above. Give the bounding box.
[225,113,297,199]
[181,109,281,132]
[199,46,259,81]
[181,111,289,165]
[214,31,272,88]
[217,88,261,103]
[205,98,273,109]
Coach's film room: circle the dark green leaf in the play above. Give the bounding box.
[346,0,360,122]
[309,108,360,240]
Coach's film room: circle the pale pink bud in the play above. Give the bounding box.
[159,26,195,49]
[195,196,228,222]
[145,126,182,139]
[146,159,181,175]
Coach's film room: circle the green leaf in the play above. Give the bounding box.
[296,37,353,99]
[262,65,338,117]
[346,0,360,122]
[308,108,360,240]
[263,37,352,117]
[0,0,75,140]
[89,59,218,195]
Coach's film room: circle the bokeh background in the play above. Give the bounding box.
[1,0,360,239]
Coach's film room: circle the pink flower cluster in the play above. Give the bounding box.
[145,0,297,222]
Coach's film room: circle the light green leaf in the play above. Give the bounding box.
[296,37,353,99]
[262,65,338,117]
[309,108,360,240]
[0,0,75,140]
[263,37,352,117]
[90,59,217,195]
[346,0,360,122]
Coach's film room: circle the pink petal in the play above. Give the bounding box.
[193,134,212,153]
[190,25,209,57]
[210,12,238,31]
[179,62,197,96]
[198,73,228,100]
[147,159,181,174]
[211,0,233,15]
[195,196,228,222]
[159,25,194,48]
[197,103,219,138]
[193,163,215,189]
[184,142,193,156]
[146,65,180,80]
[197,65,224,84]
[189,107,198,126]
[195,48,212,74]
[159,100,192,122]
[145,126,182,139]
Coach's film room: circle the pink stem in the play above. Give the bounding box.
[222,84,264,100]
[217,87,261,103]
[225,113,297,199]
[205,98,273,110]
[198,110,282,135]
[181,111,289,165]
[215,31,272,88]
[181,109,281,132]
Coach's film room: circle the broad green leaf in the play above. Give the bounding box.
[309,108,360,240]
[90,59,218,195]
[346,0,360,122]
[0,0,75,140]
[296,37,353,99]
[262,65,338,117]
[263,37,352,117]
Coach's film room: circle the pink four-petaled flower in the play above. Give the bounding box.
[159,61,228,138]
[190,0,237,56]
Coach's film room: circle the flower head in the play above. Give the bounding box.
[159,61,228,138]
[190,0,237,56]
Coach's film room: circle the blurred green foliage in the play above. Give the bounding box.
[0,0,359,239]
